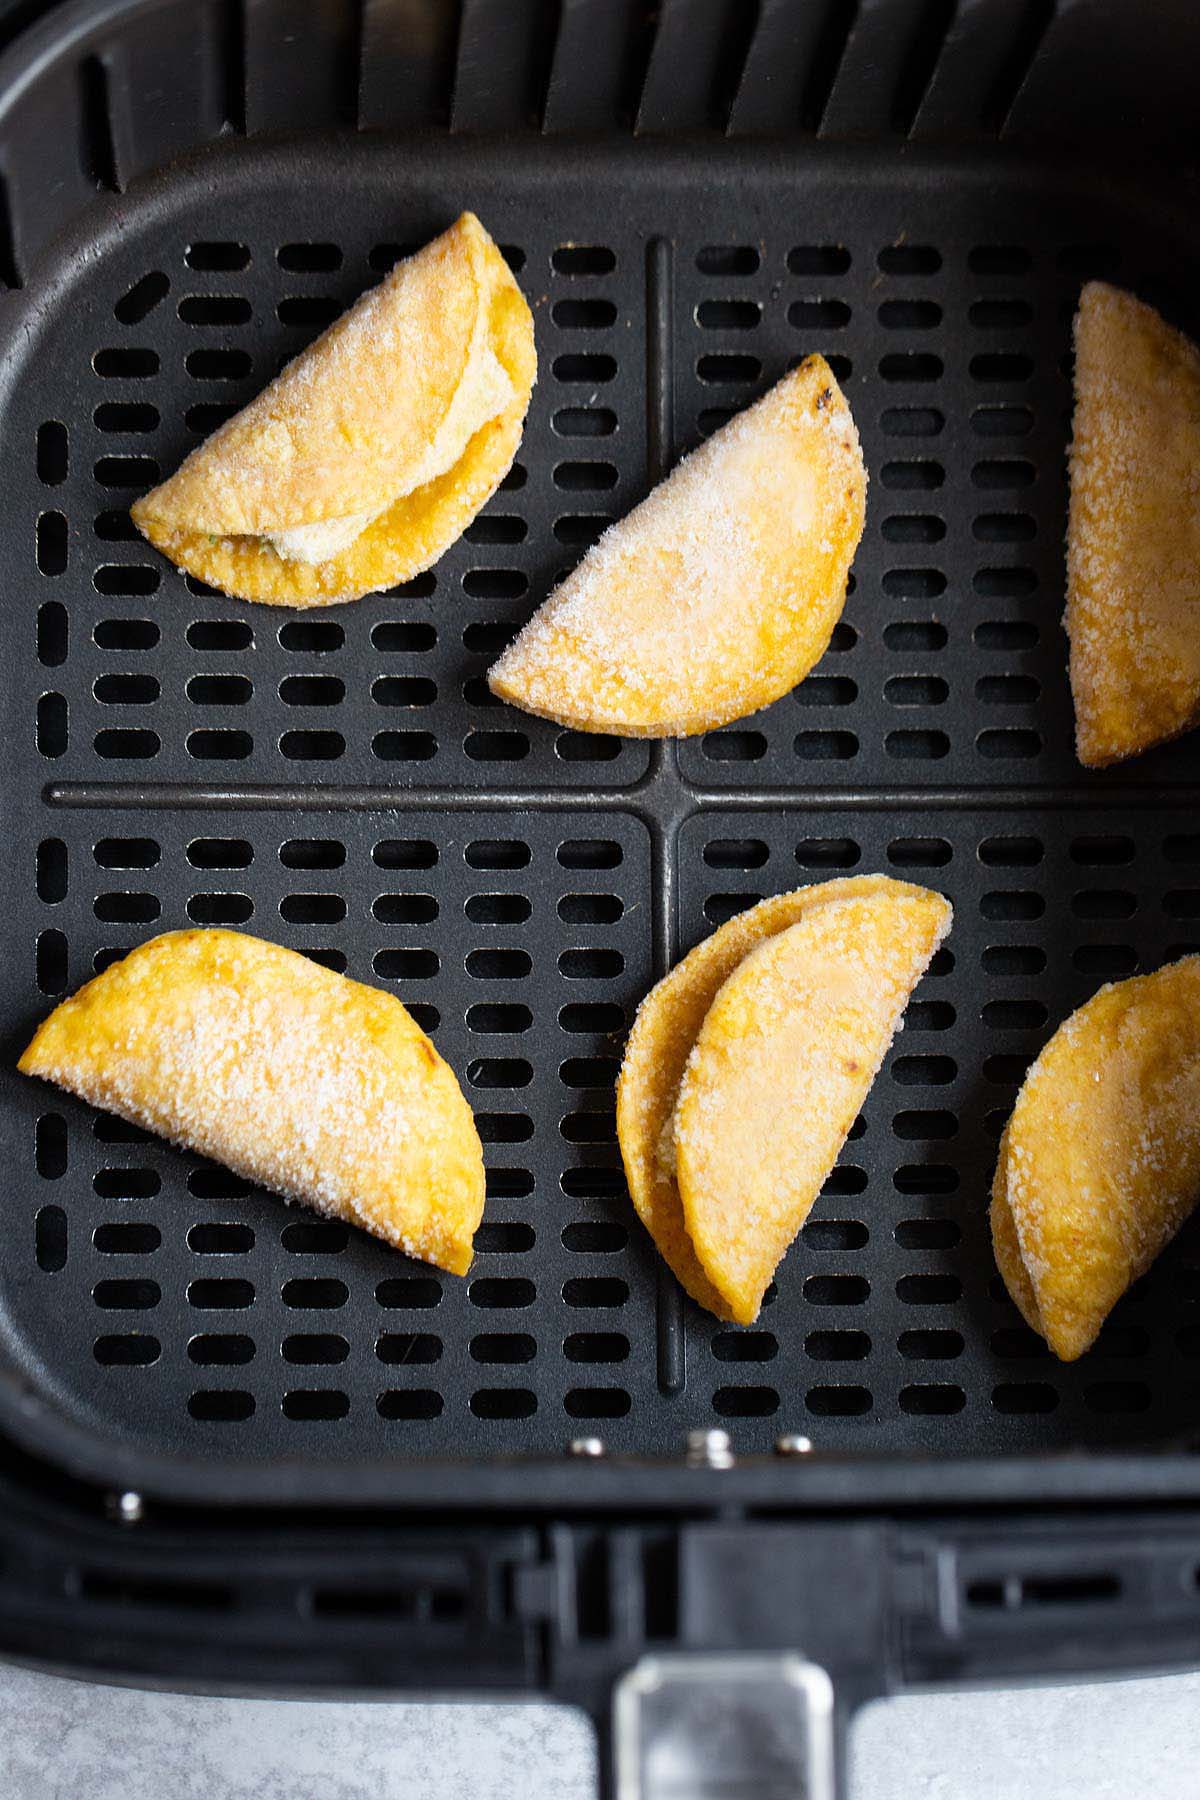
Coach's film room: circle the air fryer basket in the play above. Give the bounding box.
[1,0,1200,1792]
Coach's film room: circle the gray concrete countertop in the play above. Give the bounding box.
[1,1661,1198,1797]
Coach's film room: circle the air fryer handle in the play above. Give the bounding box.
[607,1651,853,1800]
[564,1522,890,1800]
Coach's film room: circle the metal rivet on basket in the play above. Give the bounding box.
[568,1436,606,1457]
[686,1427,734,1469]
[775,1434,814,1457]
[107,1489,144,1524]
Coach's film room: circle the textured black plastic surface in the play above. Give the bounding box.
[0,0,1196,1508]
[3,130,1200,1485]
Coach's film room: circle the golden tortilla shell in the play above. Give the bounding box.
[488,355,865,735]
[616,876,906,1319]
[131,212,535,606]
[1066,281,1200,766]
[991,955,1200,1359]
[19,930,485,1275]
[674,884,951,1324]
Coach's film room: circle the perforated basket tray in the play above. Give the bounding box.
[1,0,1200,1513]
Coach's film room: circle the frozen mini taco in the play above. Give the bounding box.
[992,955,1200,1359]
[132,212,535,606]
[617,877,950,1322]
[1066,281,1200,766]
[19,930,485,1275]
[488,354,865,736]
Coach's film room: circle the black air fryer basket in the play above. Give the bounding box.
[1,0,1199,1792]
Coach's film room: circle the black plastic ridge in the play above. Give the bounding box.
[644,232,686,1398]
[42,783,1200,813]
[451,0,559,135]
[78,51,117,190]
[983,0,1054,136]
[218,0,244,137]
[803,0,858,136]
[0,163,19,284]
[890,0,957,137]
[359,0,457,132]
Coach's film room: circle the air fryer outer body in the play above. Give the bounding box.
[0,2,1198,1792]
